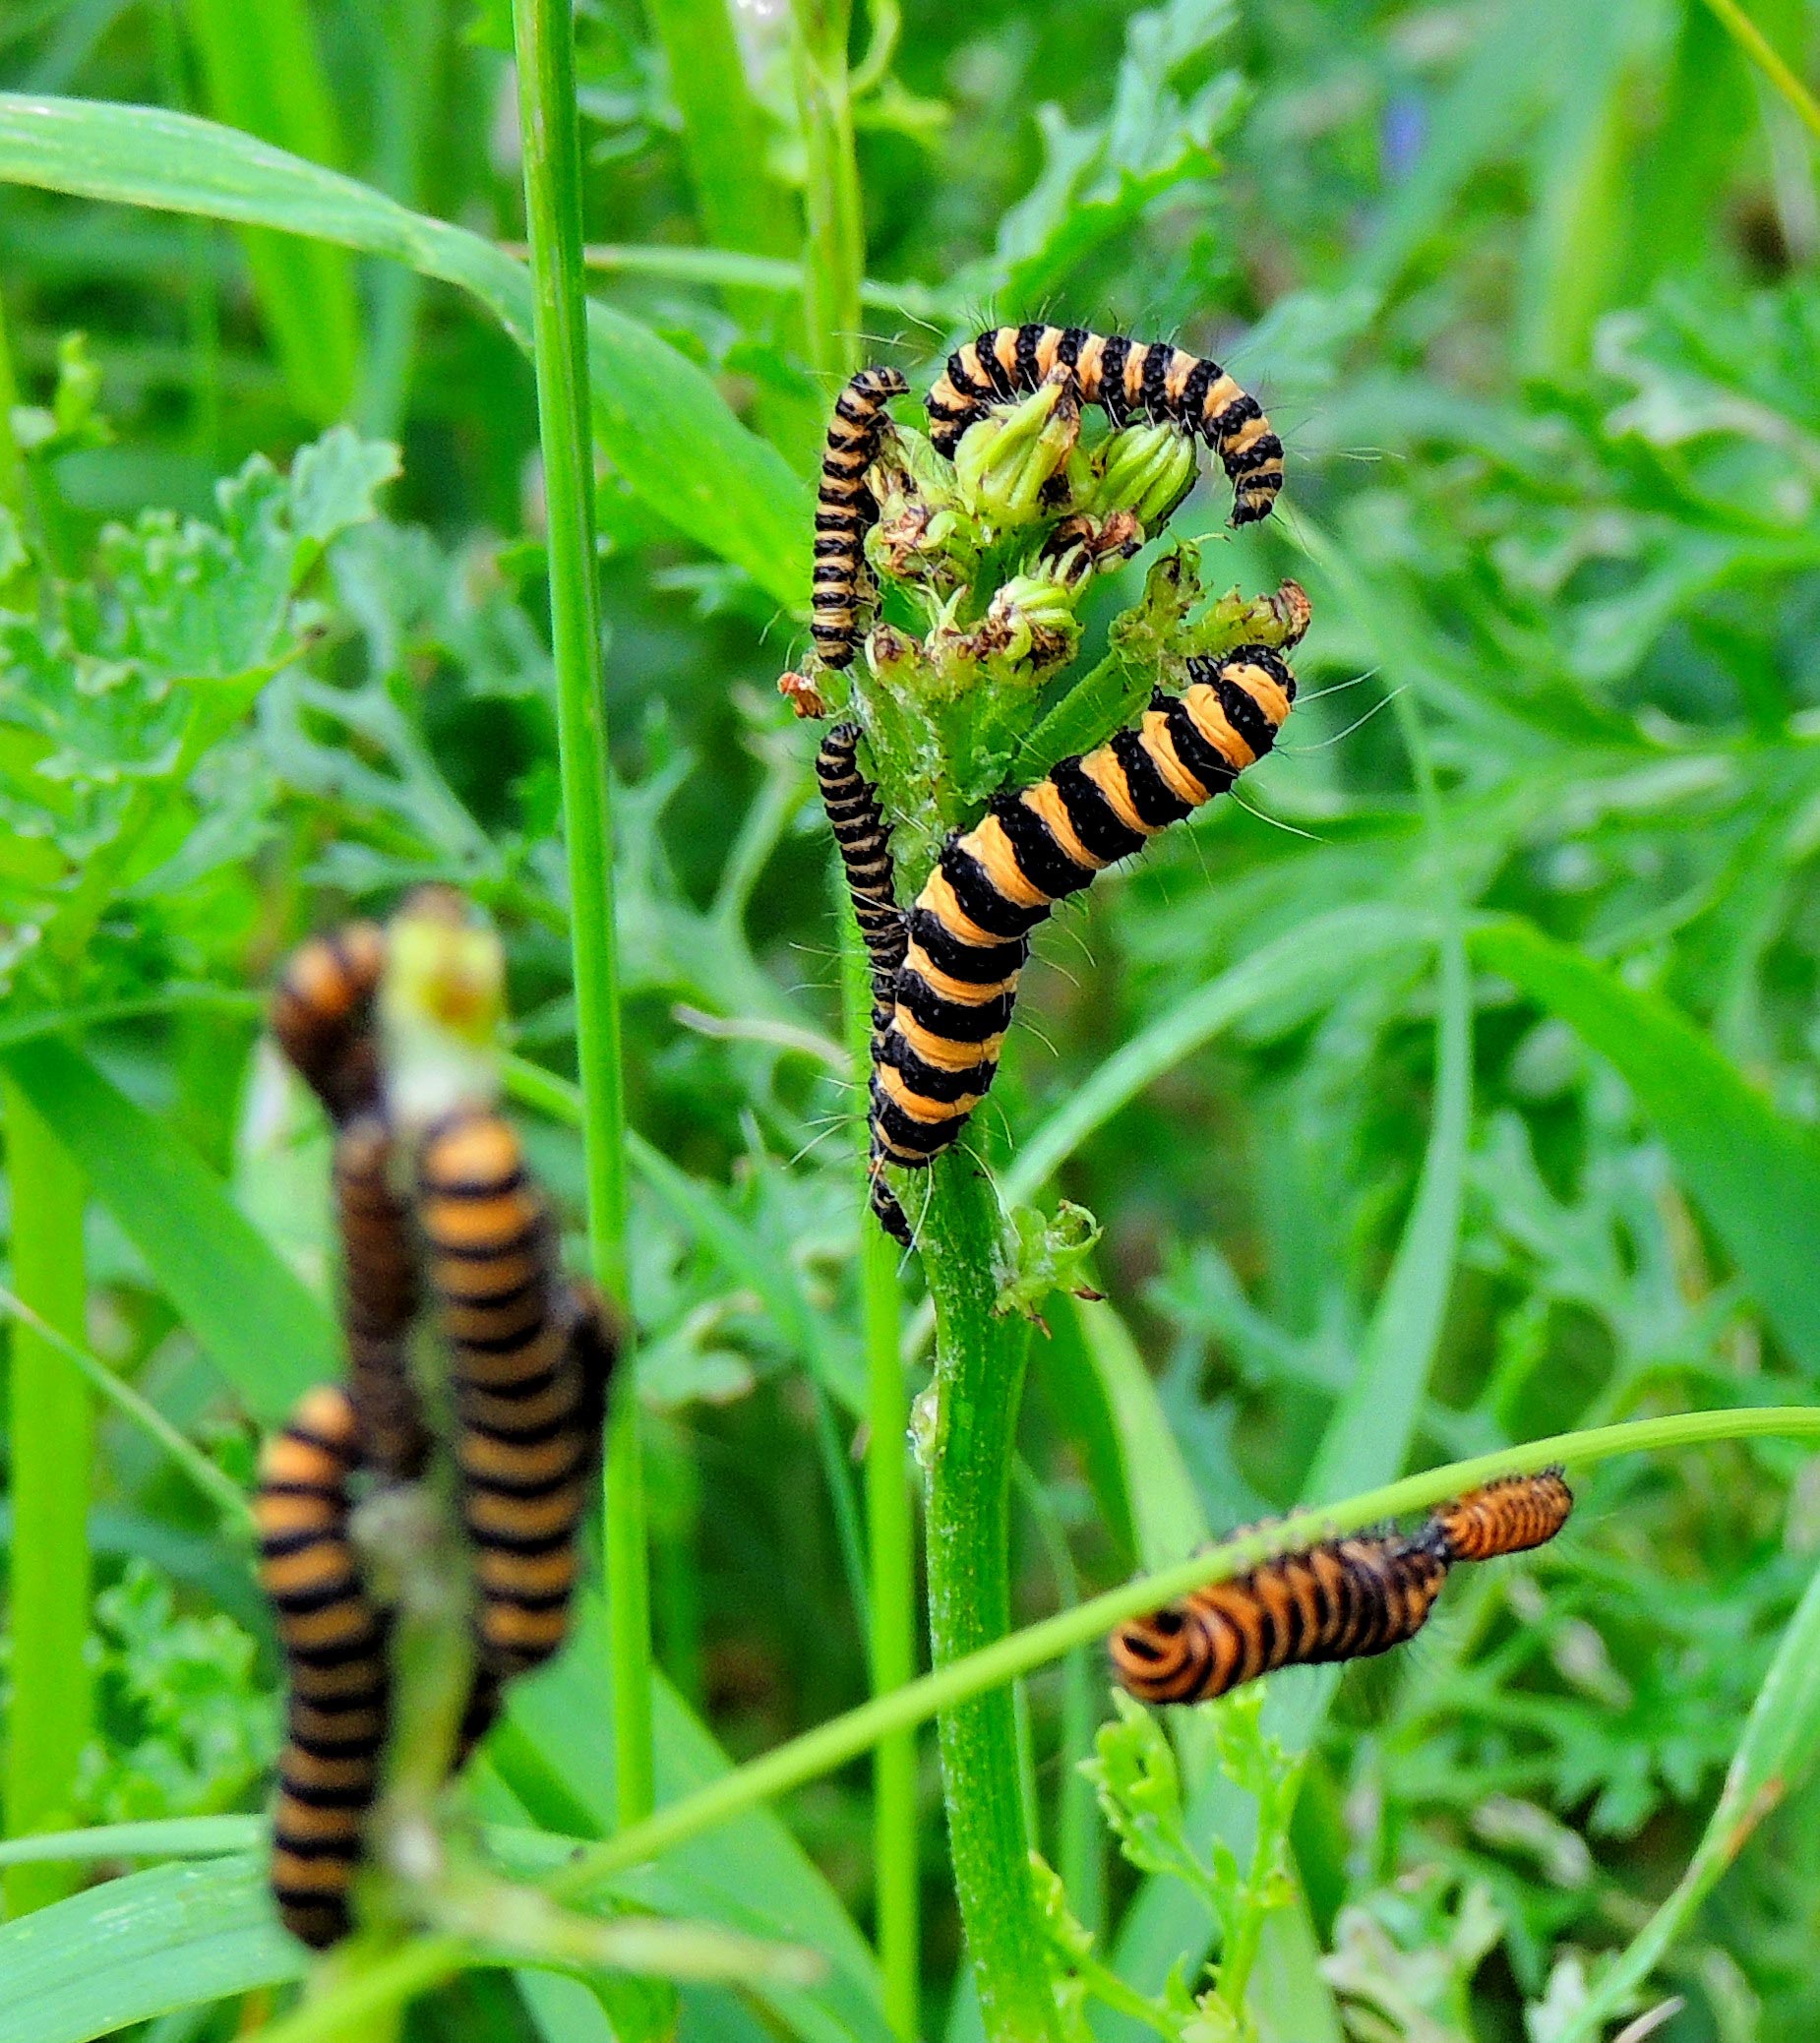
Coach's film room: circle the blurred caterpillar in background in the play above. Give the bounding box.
[255,1386,391,1950]
[416,1108,614,1682]
[1111,1528,1449,1706]
[814,722,917,1244]
[812,366,911,670]
[270,923,388,1126]
[869,644,1298,1190]
[332,1116,429,1484]
[1429,1469,1573,1564]
[926,325,1284,525]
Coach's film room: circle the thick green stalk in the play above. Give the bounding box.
[919,1155,1059,2043]
[791,0,865,377]
[837,871,919,2039]
[1,1077,93,1915]
[251,1407,1820,2043]
[509,0,650,1827]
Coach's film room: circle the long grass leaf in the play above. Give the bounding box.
[0,1040,334,1419]
[179,0,359,420]
[1555,1551,1820,2041]
[0,95,811,606]
[1472,917,1820,1372]
[0,1856,299,2043]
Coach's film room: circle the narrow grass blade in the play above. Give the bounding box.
[1472,917,1820,1372]
[0,1040,335,1418]
[179,0,359,420]
[0,1077,92,1915]
[0,1856,300,2043]
[0,1817,262,1867]
[0,95,812,606]
[1554,1551,1820,2042]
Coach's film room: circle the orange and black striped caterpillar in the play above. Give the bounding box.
[870,644,1297,1189]
[255,1386,392,1950]
[927,326,1284,526]
[271,923,388,1127]
[417,1107,615,1681]
[1430,1469,1573,1564]
[812,366,911,671]
[333,1116,429,1485]
[1111,1472,1574,1707]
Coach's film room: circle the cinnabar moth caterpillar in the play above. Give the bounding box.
[812,366,911,670]
[1429,1470,1572,1564]
[271,924,388,1125]
[333,1115,429,1484]
[1110,1530,1448,1707]
[416,1110,615,1680]
[255,1385,391,1950]
[814,723,919,1243]
[869,644,1297,1186]
[926,325,1283,525]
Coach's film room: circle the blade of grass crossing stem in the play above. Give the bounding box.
[244,1410,1820,2043]
[179,0,359,422]
[1557,1549,1820,2042]
[1703,0,1820,147]
[1470,917,1820,1374]
[0,95,813,606]
[0,1040,334,1419]
[836,861,920,2039]
[0,1077,91,1914]
[510,0,649,1830]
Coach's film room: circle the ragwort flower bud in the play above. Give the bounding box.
[953,368,1081,528]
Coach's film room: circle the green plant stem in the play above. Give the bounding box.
[837,871,920,2040]
[791,0,864,377]
[509,0,650,1828]
[1702,0,1820,145]
[1,1076,93,1915]
[917,1155,1058,2043]
[252,1407,1820,2043]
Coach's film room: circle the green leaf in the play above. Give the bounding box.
[1552,1552,1820,2043]
[0,95,812,608]
[1471,917,1820,1373]
[0,1855,299,2043]
[180,0,360,422]
[0,1040,335,1420]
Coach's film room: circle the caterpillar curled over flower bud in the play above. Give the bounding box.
[1429,1470,1573,1564]
[812,366,911,670]
[926,325,1283,526]
[1110,1529,1449,1707]
[271,923,388,1125]
[867,644,1298,1194]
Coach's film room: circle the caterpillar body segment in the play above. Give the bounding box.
[816,722,907,1028]
[1111,1531,1449,1708]
[926,325,1284,525]
[271,923,388,1125]
[333,1115,429,1483]
[869,645,1297,1181]
[416,1109,608,1680]
[1430,1470,1573,1564]
[255,1386,390,1950]
[812,366,911,670]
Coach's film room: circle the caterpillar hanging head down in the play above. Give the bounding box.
[926,325,1283,526]
[811,366,912,671]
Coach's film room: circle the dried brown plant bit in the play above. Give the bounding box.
[1429,1469,1573,1564]
[1110,1529,1449,1706]
[777,669,829,720]
[255,1385,391,1950]
[415,1107,602,1681]
[812,366,911,671]
[1270,577,1312,648]
[867,644,1299,1197]
[271,922,387,1125]
[927,324,1284,525]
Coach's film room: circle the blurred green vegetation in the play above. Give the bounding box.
[4,0,1820,2038]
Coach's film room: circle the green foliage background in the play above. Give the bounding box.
[3,0,1820,2039]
